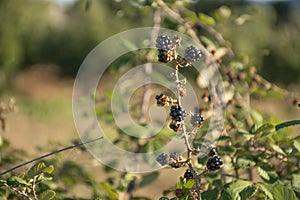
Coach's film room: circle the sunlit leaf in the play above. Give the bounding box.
[28,162,54,178]
[226,180,252,200]
[273,184,298,200]
[38,190,56,200]
[257,166,270,181]
[184,179,195,189]
[270,144,286,156]
[254,123,274,135]
[198,13,216,26]
[236,158,256,169]
[292,174,300,189]
[258,183,274,200]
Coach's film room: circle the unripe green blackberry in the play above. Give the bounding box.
[206,155,223,171]
[184,45,202,62]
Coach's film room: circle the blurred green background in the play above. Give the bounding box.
[0,0,299,89]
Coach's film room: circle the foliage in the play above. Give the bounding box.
[0,0,300,200]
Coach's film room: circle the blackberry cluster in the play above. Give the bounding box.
[170,105,186,122]
[206,155,223,171]
[156,35,172,50]
[184,45,202,62]
[183,169,193,180]
[190,113,205,127]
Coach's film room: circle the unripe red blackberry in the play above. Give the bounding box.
[206,155,223,171]
[175,188,183,198]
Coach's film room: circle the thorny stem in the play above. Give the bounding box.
[31,176,38,200]
[174,64,192,152]
[4,183,31,200]
[0,137,103,176]
[188,163,202,200]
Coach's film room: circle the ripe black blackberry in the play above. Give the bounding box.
[190,113,205,127]
[169,121,180,132]
[184,45,202,62]
[158,49,173,63]
[184,169,193,180]
[169,105,186,122]
[206,155,223,171]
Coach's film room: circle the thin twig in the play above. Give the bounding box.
[4,183,32,200]
[32,176,38,200]
[0,137,103,176]
[139,8,162,124]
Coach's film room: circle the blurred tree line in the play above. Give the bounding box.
[0,0,299,89]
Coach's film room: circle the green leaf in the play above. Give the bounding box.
[273,184,298,200]
[0,187,7,197]
[250,110,263,124]
[219,146,236,156]
[239,185,257,199]
[184,179,195,189]
[257,166,278,183]
[257,166,270,181]
[8,176,29,186]
[139,172,159,188]
[292,174,300,189]
[28,162,54,178]
[201,189,219,200]
[237,129,251,137]
[38,190,56,200]
[236,158,256,169]
[258,183,274,200]
[270,144,286,156]
[220,191,232,200]
[249,124,260,134]
[293,140,300,152]
[198,13,216,26]
[254,123,274,134]
[226,180,252,200]
[98,182,118,199]
[218,136,231,141]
